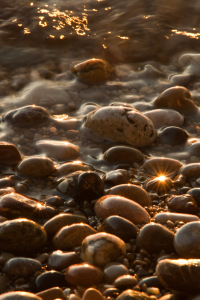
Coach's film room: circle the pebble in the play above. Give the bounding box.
[167,194,198,213]
[143,157,182,176]
[103,263,129,284]
[4,257,41,278]
[94,195,151,224]
[36,140,79,161]
[116,289,153,300]
[187,188,200,205]
[100,215,139,242]
[103,145,144,164]
[138,276,163,289]
[154,212,199,223]
[0,218,47,254]
[82,288,104,300]
[152,86,198,115]
[0,291,42,300]
[83,106,156,148]
[36,287,67,300]
[145,176,172,194]
[46,196,64,207]
[43,213,88,236]
[174,221,200,258]
[106,184,152,207]
[188,142,200,157]
[180,163,200,179]
[144,109,184,129]
[136,223,175,253]
[17,156,56,178]
[114,275,138,288]
[48,251,80,270]
[65,263,103,287]
[56,162,92,177]
[0,177,14,189]
[52,223,97,250]
[103,169,130,187]
[0,142,21,165]
[156,258,200,293]
[71,58,114,85]
[36,271,66,292]
[80,232,126,267]
[158,126,189,146]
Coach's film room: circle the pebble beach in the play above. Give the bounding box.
[1,1,200,300]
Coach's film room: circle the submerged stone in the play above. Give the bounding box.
[0,142,21,165]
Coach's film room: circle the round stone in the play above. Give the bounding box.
[103,169,130,187]
[44,213,88,236]
[145,176,172,194]
[100,215,139,242]
[0,142,21,165]
[94,195,150,225]
[167,194,198,214]
[52,223,97,250]
[154,212,199,224]
[80,232,126,268]
[103,146,144,164]
[158,126,189,146]
[17,157,55,178]
[36,140,79,161]
[156,258,200,293]
[152,86,198,115]
[103,263,129,284]
[174,221,200,258]
[180,163,200,179]
[114,275,138,288]
[143,157,182,176]
[116,289,152,300]
[0,218,47,254]
[3,257,42,278]
[56,162,92,177]
[71,59,114,85]
[65,263,103,287]
[136,223,175,253]
[144,109,184,129]
[46,196,64,207]
[83,106,156,148]
[188,188,200,206]
[2,105,50,128]
[0,291,42,300]
[48,251,80,270]
[82,288,104,300]
[36,271,66,292]
[107,184,152,207]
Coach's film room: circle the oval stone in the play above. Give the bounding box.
[174,221,200,258]
[17,157,55,178]
[116,289,152,300]
[84,106,156,148]
[36,271,66,292]
[36,287,67,300]
[158,126,189,146]
[114,275,138,288]
[143,157,182,176]
[180,163,200,179]
[167,194,198,214]
[103,146,144,164]
[0,291,42,300]
[0,142,22,165]
[136,223,175,253]
[107,184,152,207]
[144,109,184,129]
[188,188,200,206]
[53,223,97,250]
[56,162,92,177]
[104,263,129,284]
[4,257,42,277]
[82,288,104,300]
[81,232,126,268]
[48,251,80,270]
[156,258,200,293]
[154,212,199,224]
[65,263,103,287]
[0,218,47,254]
[94,195,150,224]
[36,140,79,161]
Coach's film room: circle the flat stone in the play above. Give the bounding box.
[4,257,42,277]
[107,184,152,207]
[154,212,199,224]
[143,157,182,176]
[0,291,42,300]
[53,223,97,250]
[103,146,144,164]
[144,109,184,129]
[36,140,79,161]
[0,142,21,165]
[80,232,126,267]
[36,287,67,300]
[17,157,55,178]
[94,195,150,224]
[48,251,80,270]
[83,106,156,148]
[65,263,103,287]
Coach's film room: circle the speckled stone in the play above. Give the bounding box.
[144,109,184,129]
[83,106,156,148]
[36,140,79,161]
[53,223,97,250]
[167,194,198,214]
[103,263,129,284]
[156,258,200,293]
[103,146,144,164]
[116,289,152,300]
[82,288,104,300]
[154,212,199,224]
[136,223,175,253]
[94,195,150,224]
[56,162,93,177]
[36,287,67,300]
[143,157,182,176]
[0,291,42,300]
[71,58,114,85]
[17,157,55,178]
[81,232,126,267]
[180,163,200,179]
[107,184,152,207]
[4,257,42,277]
[152,86,198,115]
[0,218,47,254]
[44,213,88,236]
[48,251,80,270]
[174,221,200,258]
[0,142,21,165]
[65,263,103,287]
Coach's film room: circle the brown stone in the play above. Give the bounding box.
[103,146,144,164]
[180,163,200,179]
[0,142,21,165]
[17,157,55,178]
[116,289,152,300]
[167,194,198,214]
[114,275,138,288]
[104,263,129,284]
[4,257,42,277]
[154,212,199,224]
[0,291,42,299]
[143,157,182,176]
[82,288,104,300]
[36,287,67,300]
[48,251,80,270]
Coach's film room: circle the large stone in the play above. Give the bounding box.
[4,257,42,277]
[83,106,156,148]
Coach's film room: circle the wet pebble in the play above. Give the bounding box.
[56,162,93,177]
[52,223,97,250]
[103,263,129,284]
[0,142,21,165]
[4,257,42,278]
[188,188,200,206]
[48,251,80,270]
[114,275,138,288]
[144,109,184,129]
[154,212,199,224]
[143,157,182,176]
[45,196,64,207]
[83,106,156,148]
[103,169,130,187]
[36,287,67,300]
[158,126,189,146]
[17,156,55,178]
[82,288,104,300]
[103,146,144,164]
[136,223,175,253]
[138,276,163,289]
[0,291,42,300]
[80,232,126,267]
[65,263,103,287]
[167,194,198,213]
[106,184,152,207]
[36,271,66,292]
[116,289,153,300]
[94,195,151,224]
[180,163,200,179]
[145,176,172,194]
